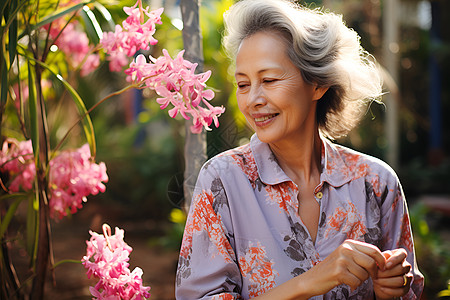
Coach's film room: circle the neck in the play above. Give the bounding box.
[269,127,322,185]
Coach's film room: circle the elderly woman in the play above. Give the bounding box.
[176,0,424,299]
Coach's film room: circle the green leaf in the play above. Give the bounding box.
[53,259,82,269]
[0,57,7,108]
[17,0,94,40]
[27,61,39,162]
[0,194,27,239]
[53,72,96,156]
[80,5,102,44]
[93,2,115,31]
[21,52,96,156]
[438,290,450,297]
[1,0,11,18]
[8,0,18,66]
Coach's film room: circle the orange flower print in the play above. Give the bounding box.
[325,200,367,240]
[391,188,402,213]
[265,182,297,214]
[238,242,278,298]
[212,294,238,300]
[225,145,259,184]
[398,213,413,253]
[180,190,235,263]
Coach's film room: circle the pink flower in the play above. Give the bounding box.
[81,54,100,76]
[100,1,163,71]
[108,50,130,72]
[125,49,225,133]
[43,20,99,77]
[82,225,151,300]
[49,144,108,219]
[0,139,35,192]
[1,142,107,219]
[124,54,152,82]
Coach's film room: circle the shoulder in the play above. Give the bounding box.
[201,143,256,175]
[331,142,399,184]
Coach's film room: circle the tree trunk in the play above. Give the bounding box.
[180,0,207,210]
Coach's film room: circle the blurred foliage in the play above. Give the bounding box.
[153,208,186,250]
[410,203,450,298]
[400,157,450,196]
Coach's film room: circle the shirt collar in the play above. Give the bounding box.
[250,133,352,187]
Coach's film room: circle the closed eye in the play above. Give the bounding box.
[263,78,277,83]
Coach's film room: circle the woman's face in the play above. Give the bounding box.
[235,31,326,145]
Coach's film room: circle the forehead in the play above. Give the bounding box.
[235,31,293,75]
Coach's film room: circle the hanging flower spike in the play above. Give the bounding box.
[101,0,164,71]
[0,139,36,192]
[48,144,108,219]
[125,50,225,133]
[82,224,151,300]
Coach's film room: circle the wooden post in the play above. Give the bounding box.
[383,0,400,170]
[180,0,207,209]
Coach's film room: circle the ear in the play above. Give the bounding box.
[312,84,329,101]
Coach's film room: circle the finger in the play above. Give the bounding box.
[341,268,366,291]
[374,273,411,288]
[351,250,378,279]
[346,240,386,271]
[385,248,407,269]
[381,250,392,260]
[378,259,411,278]
[347,260,370,283]
[375,273,413,298]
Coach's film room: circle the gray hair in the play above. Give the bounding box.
[223,0,383,139]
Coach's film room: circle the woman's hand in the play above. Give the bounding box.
[253,240,390,300]
[373,249,413,300]
[296,239,386,297]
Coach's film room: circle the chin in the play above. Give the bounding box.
[255,131,281,145]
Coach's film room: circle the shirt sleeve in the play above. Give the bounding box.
[175,161,243,300]
[379,173,424,299]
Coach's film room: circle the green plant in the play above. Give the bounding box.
[410,202,450,299]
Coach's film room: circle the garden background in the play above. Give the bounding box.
[1,0,449,299]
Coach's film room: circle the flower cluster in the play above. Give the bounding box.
[0,139,108,220]
[100,0,224,133]
[0,139,35,192]
[101,1,163,71]
[82,224,151,300]
[44,18,99,76]
[126,50,225,133]
[48,144,108,219]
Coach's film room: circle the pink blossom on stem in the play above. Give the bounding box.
[55,23,91,64]
[49,144,108,219]
[0,139,35,192]
[100,1,163,71]
[43,20,99,77]
[125,49,225,133]
[1,143,108,219]
[124,54,153,83]
[82,224,151,300]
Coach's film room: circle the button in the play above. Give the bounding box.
[316,192,323,199]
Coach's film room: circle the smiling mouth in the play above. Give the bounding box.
[254,114,278,122]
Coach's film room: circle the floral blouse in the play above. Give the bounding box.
[176,134,424,300]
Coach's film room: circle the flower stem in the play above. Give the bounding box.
[51,84,139,158]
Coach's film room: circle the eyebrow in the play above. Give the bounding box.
[235,68,278,77]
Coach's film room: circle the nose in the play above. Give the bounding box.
[247,84,267,108]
